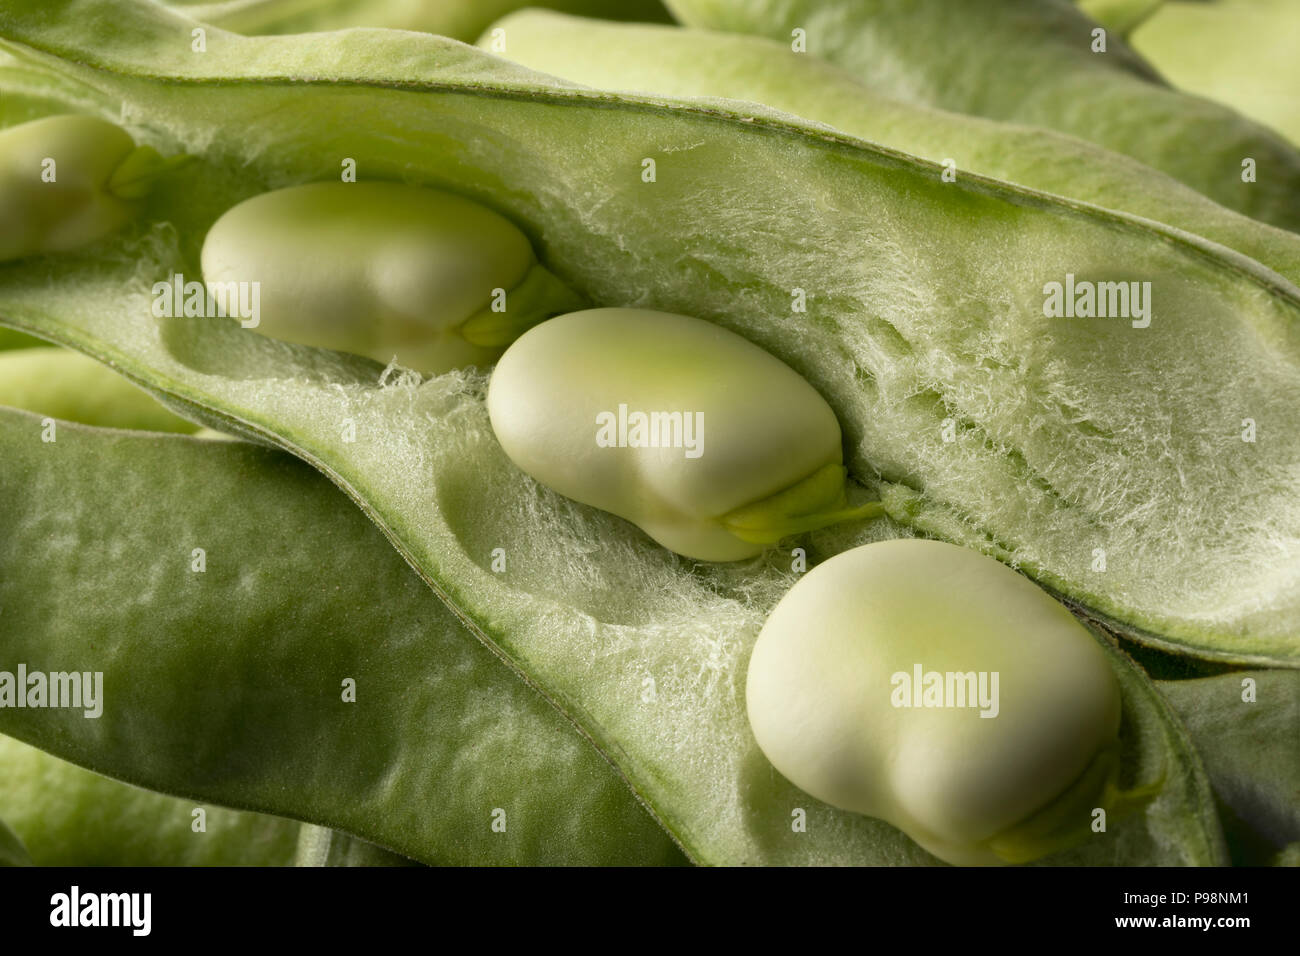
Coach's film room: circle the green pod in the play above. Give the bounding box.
[667,0,1300,233]
[0,734,300,866]
[0,817,30,867]
[1076,0,1164,36]
[1155,670,1300,865]
[1130,0,1300,149]
[0,114,168,261]
[293,825,420,867]
[0,347,199,433]
[485,9,1300,288]
[200,182,584,373]
[0,406,686,866]
[168,0,671,40]
[747,539,1158,865]
[0,326,44,350]
[488,308,875,562]
[0,0,1254,865]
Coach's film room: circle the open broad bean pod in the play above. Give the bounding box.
[0,0,1295,873]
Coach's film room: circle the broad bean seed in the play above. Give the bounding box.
[747,538,1159,865]
[487,308,877,561]
[0,115,173,261]
[200,182,584,373]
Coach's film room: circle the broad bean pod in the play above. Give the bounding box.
[0,0,1271,865]
[0,346,199,433]
[0,405,685,866]
[169,0,671,41]
[1077,0,1163,36]
[0,733,301,866]
[0,817,29,867]
[667,0,1300,232]
[486,9,1300,288]
[1129,0,1300,149]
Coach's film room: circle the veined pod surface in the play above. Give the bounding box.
[0,114,167,261]
[488,308,872,561]
[747,538,1152,866]
[199,182,584,373]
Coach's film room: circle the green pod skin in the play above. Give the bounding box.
[0,818,30,867]
[293,825,420,867]
[0,733,300,866]
[488,308,877,562]
[1076,0,1163,36]
[667,0,1300,233]
[175,0,673,40]
[0,115,157,262]
[1130,0,1300,150]
[200,182,584,374]
[0,347,199,433]
[747,539,1160,866]
[485,10,1300,289]
[0,327,45,350]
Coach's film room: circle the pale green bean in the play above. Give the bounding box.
[0,115,175,261]
[200,182,584,373]
[488,308,877,561]
[748,538,1160,865]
